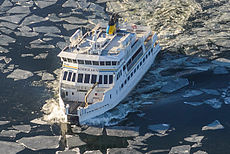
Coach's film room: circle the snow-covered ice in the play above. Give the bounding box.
[204,98,222,109]
[148,124,170,134]
[106,126,139,137]
[12,125,31,133]
[0,141,25,154]
[0,130,20,138]
[184,102,203,106]
[160,78,189,93]
[7,69,33,81]
[169,145,191,154]
[202,120,224,131]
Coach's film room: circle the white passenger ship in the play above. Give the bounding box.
[58,14,161,125]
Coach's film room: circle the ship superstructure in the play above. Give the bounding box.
[58,16,161,125]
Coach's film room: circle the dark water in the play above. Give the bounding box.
[0,0,230,153]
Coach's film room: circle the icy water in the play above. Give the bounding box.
[0,0,230,154]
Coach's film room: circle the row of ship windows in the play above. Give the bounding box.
[63,71,113,84]
[120,49,152,89]
[62,58,119,66]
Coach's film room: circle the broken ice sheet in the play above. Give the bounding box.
[224,97,230,104]
[33,26,61,34]
[107,148,142,154]
[193,150,208,154]
[0,130,20,138]
[82,126,103,136]
[7,6,30,14]
[35,0,58,9]
[0,14,28,24]
[160,78,189,93]
[7,69,33,81]
[204,98,222,109]
[21,54,34,57]
[148,124,170,135]
[106,126,139,137]
[184,102,203,106]
[66,135,86,149]
[0,121,10,126]
[0,141,25,154]
[201,89,220,95]
[12,125,31,133]
[183,90,203,98]
[169,145,191,154]
[0,34,16,46]
[56,148,80,154]
[84,150,102,154]
[21,15,47,26]
[142,102,154,105]
[202,120,224,131]
[17,135,61,151]
[33,53,48,59]
[184,134,204,143]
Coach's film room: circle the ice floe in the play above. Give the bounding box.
[224,97,230,104]
[7,69,33,81]
[183,90,203,98]
[0,46,9,53]
[202,120,224,131]
[7,6,30,14]
[0,14,27,24]
[56,148,80,154]
[169,145,191,154]
[137,113,146,118]
[107,148,141,154]
[0,130,20,138]
[61,16,88,25]
[148,124,170,135]
[21,15,47,26]
[33,26,61,34]
[82,126,103,136]
[35,0,58,9]
[33,53,48,59]
[66,135,86,149]
[17,135,61,151]
[213,67,229,75]
[106,126,139,137]
[41,72,55,81]
[30,118,49,125]
[201,89,220,95]
[204,98,222,109]
[160,78,189,93]
[12,125,31,133]
[193,150,208,154]
[0,141,25,154]
[21,54,34,57]
[84,150,102,154]
[184,102,203,107]
[0,34,16,46]
[62,0,77,8]
[142,102,154,105]
[0,121,10,126]
[184,134,204,143]
[63,24,79,31]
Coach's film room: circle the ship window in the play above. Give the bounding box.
[91,74,97,84]
[104,75,108,84]
[137,64,139,70]
[131,72,133,77]
[146,54,148,59]
[62,57,67,62]
[106,61,111,66]
[109,75,113,84]
[85,60,92,65]
[116,75,119,81]
[67,58,72,63]
[112,61,117,66]
[100,61,105,66]
[73,59,77,63]
[99,75,102,84]
[72,73,76,82]
[93,61,99,65]
[63,71,68,80]
[134,68,136,73]
[78,60,84,64]
[128,76,130,80]
[140,61,142,66]
[148,51,151,55]
[123,65,126,71]
[143,57,145,62]
[66,91,68,96]
[124,80,127,84]
[72,92,74,95]
[151,48,153,52]
[77,74,83,83]
[67,72,72,81]
[84,74,90,83]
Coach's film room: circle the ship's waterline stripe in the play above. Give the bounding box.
[63,65,117,72]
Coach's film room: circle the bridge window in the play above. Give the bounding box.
[137,64,139,70]
[93,61,99,65]
[63,71,68,80]
[109,75,113,84]
[77,74,83,83]
[106,61,111,66]
[104,75,108,84]
[78,60,84,64]
[85,60,92,65]
[73,59,77,63]
[62,57,67,62]
[140,61,142,66]
[134,68,136,73]
[91,74,97,84]
[99,75,102,84]
[100,61,105,66]
[67,58,72,63]
[67,72,72,81]
[72,73,76,82]
[143,57,145,62]
[112,61,117,66]
[84,74,90,83]
[128,76,130,80]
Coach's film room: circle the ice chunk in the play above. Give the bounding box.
[63,24,79,31]
[84,150,102,154]
[202,120,224,131]
[41,72,55,81]
[193,150,208,154]
[0,46,9,53]
[107,148,142,154]
[17,135,61,151]
[0,141,25,154]
[160,78,189,93]
[148,124,170,134]
[12,125,31,133]
[169,145,191,154]
[142,102,154,105]
[62,0,77,8]
[35,0,58,9]
[57,41,68,50]
[7,6,30,14]
[1,0,13,8]
[33,53,48,59]
[213,67,229,74]
[137,113,146,117]
[201,89,220,95]
[30,118,49,125]
[0,14,27,24]
[212,58,230,68]
[21,15,47,26]
[3,57,12,64]
[183,90,203,98]
[82,126,103,136]
[137,82,163,94]
[184,102,203,106]
[61,16,88,25]
[56,148,80,154]
[0,130,20,138]
[0,121,10,126]
[0,34,16,46]
[204,98,222,109]
[106,126,139,137]
[7,69,33,81]
[224,97,230,104]
[66,135,86,149]
[21,54,34,57]
[184,134,204,143]
[33,26,60,34]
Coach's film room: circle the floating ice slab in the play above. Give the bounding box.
[21,15,46,26]
[63,24,79,31]
[33,53,48,59]
[183,90,203,98]
[0,46,9,53]
[107,148,142,154]
[224,97,230,104]
[33,26,60,34]
[0,34,16,46]
[7,69,33,81]
[0,121,10,126]
[184,134,204,143]
[41,72,55,81]
[213,67,229,74]
[137,113,146,117]
[66,135,86,149]
[202,120,224,131]
[169,145,191,154]
[201,89,220,95]
[30,118,49,125]
[1,0,13,8]
[0,14,27,24]
[61,16,88,25]
[21,54,34,57]
[193,150,208,154]
[56,148,80,154]
[148,124,170,134]
[62,0,77,8]
[82,126,103,136]
[7,6,30,14]
[184,102,203,106]
[84,150,102,154]
[0,130,20,138]
[12,125,31,133]
[212,58,230,68]
[106,126,139,137]
[204,98,222,109]
[160,78,189,93]
[142,102,154,105]
[0,141,25,154]
[137,82,163,94]
[17,135,61,151]
[35,0,58,8]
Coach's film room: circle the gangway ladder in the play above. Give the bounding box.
[84,82,98,107]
